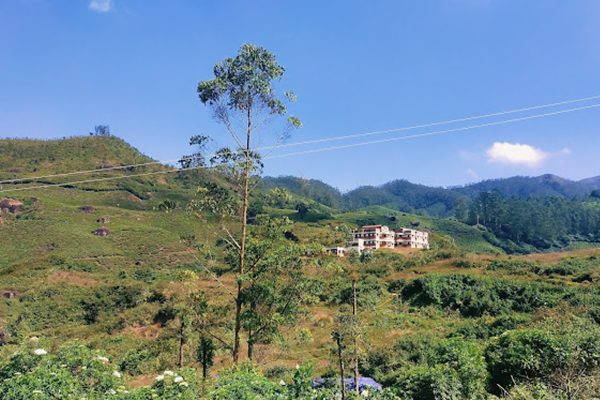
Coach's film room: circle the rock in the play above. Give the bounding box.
[135,260,144,266]
[0,331,6,346]
[2,290,18,299]
[96,216,110,224]
[0,198,24,213]
[92,227,111,237]
[79,205,96,213]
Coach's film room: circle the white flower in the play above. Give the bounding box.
[163,370,174,376]
[174,376,184,383]
[106,388,116,395]
[97,356,109,363]
[279,380,286,386]
[33,348,47,356]
[155,374,165,381]
[362,389,370,397]
[112,371,122,378]
[60,364,67,368]
[179,381,189,387]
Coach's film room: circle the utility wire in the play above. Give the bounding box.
[2,94,600,185]
[0,156,196,184]
[2,101,600,194]
[264,102,600,160]
[255,94,600,150]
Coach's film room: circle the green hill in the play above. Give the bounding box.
[0,136,154,179]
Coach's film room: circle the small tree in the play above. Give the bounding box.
[92,125,111,136]
[295,202,310,218]
[196,43,301,363]
[196,335,215,380]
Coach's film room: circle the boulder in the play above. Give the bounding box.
[96,216,110,224]
[79,205,96,213]
[0,198,23,213]
[92,227,111,237]
[1,291,18,299]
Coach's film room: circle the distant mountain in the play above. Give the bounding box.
[453,174,600,199]
[264,174,600,217]
[261,176,344,209]
[579,176,600,186]
[345,180,466,217]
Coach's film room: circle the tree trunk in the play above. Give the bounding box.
[352,280,359,396]
[336,335,346,400]
[178,318,185,368]
[247,336,254,361]
[233,105,252,364]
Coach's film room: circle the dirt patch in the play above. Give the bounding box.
[124,323,162,340]
[522,248,600,263]
[127,193,144,204]
[128,374,157,388]
[47,271,100,287]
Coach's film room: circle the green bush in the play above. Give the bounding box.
[486,325,600,393]
[401,274,564,317]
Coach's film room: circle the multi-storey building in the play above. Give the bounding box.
[349,225,395,250]
[340,225,429,255]
[394,228,430,249]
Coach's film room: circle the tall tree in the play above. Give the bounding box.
[196,43,300,363]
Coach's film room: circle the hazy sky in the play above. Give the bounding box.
[2,0,600,191]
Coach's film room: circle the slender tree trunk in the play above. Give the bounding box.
[336,335,346,400]
[247,335,253,361]
[233,105,252,364]
[178,319,185,368]
[202,360,208,380]
[352,280,359,396]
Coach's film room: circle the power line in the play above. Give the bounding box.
[0,155,198,184]
[0,166,189,193]
[1,101,599,194]
[2,94,600,185]
[265,102,600,160]
[255,94,600,150]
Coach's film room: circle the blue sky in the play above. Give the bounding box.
[2,0,600,191]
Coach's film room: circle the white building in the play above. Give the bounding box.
[349,225,395,250]
[327,247,348,257]
[330,224,429,256]
[394,228,430,249]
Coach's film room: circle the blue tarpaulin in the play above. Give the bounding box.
[312,377,382,393]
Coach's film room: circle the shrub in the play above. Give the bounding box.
[208,364,285,399]
[401,274,564,317]
[486,325,600,393]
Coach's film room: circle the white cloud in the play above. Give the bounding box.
[89,0,112,13]
[486,142,548,167]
